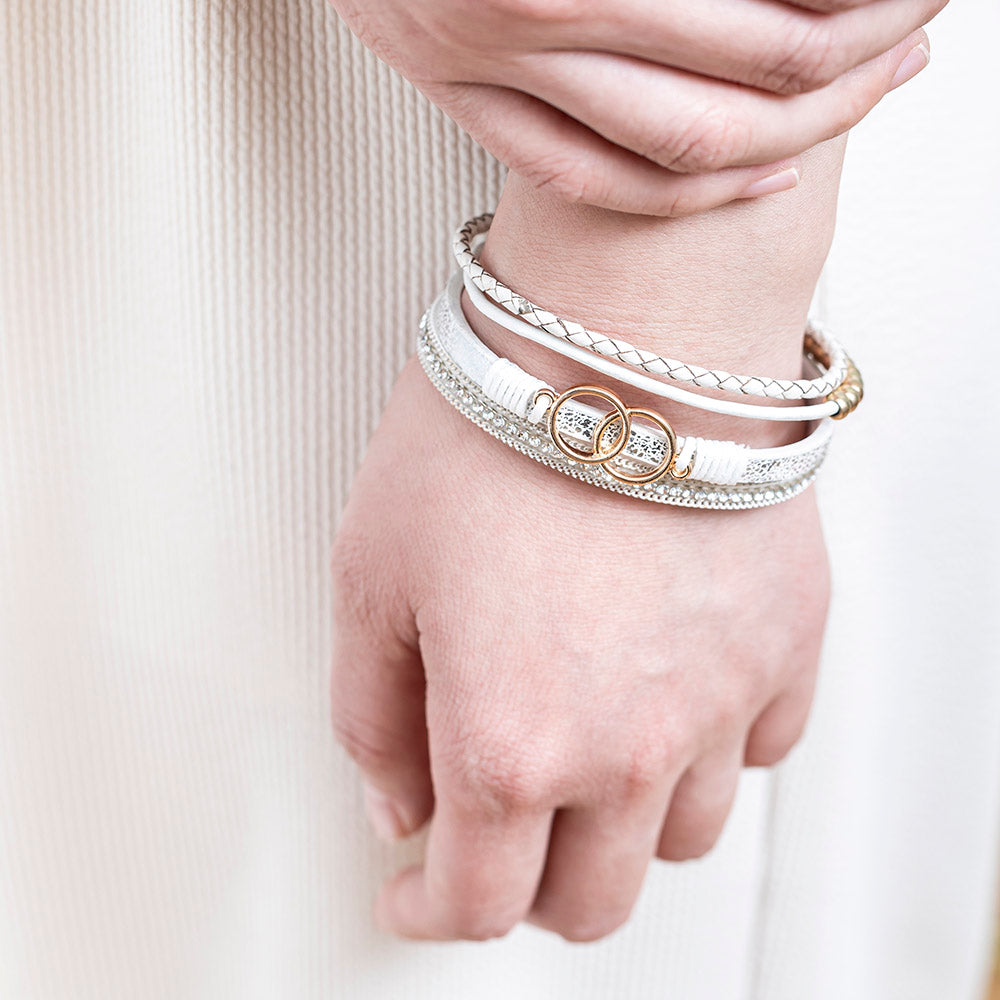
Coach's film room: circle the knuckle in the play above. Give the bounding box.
[442,732,556,816]
[836,88,870,137]
[824,73,876,140]
[652,180,705,219]
[615,737,671,801]
[755,17,840,95]
[517,151,594,206]
[646,108,748,174]
[709,696,748,741]
[710,673,761,735]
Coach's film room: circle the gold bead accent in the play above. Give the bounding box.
[826,357,865,420]
[803,329,834,372]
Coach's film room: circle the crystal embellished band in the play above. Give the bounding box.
[417,272,834,511]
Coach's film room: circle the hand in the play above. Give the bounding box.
[330,358,830,941]
[329,0,940,214]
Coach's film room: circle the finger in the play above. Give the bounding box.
[655,743,744,861]
[540,0,944,95]
[744,668,819,767]
[373,782,554,940]
[784,0,908,12]
[423,81,803,217]
[528,741,686,941]
[329,538,434,840]
[517,30,929,175]
[526,759,681,941]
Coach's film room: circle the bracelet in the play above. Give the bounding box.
[454,213,864,420]
[463,274,855,423]
[417,271,834,511]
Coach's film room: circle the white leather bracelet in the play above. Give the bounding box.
[454,213,863,420]
[464,274,841,423]
[417,271,835,511]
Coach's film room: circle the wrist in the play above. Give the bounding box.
[467,139,848,447]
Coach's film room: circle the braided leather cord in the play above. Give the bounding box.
[454,214,850,402]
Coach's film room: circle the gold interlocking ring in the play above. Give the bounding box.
[546,385,631,465]
[593,407,678,484]
[541,383,684,484]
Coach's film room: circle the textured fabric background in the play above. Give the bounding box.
[0,1,997,998]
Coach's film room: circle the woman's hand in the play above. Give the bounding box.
[329,0,939,214]
[330,358,830,941]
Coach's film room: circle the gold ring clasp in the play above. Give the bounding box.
[547,385,631,465]
[542,383,684,484]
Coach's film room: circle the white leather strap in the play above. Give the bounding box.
[429,270,834,491]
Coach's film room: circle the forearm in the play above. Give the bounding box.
[469,136,849,448]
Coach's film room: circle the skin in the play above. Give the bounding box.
[329,0,949,946]
[331,140,854,941]
[329,0,937,214]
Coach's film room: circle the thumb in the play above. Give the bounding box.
[330,541,433,842]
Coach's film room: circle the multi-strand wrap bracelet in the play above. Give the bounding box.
[415,213,864,511]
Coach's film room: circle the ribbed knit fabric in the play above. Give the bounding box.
[0,2,998,998]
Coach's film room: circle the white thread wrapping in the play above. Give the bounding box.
[686,438,748,486]
[482,358,549,420]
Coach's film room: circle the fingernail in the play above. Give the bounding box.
[889,43,930,92]
[739,166,800,200]
[362,780,406,842]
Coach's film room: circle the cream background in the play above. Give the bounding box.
[0,1,997,997]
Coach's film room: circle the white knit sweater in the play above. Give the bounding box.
[1,2,998,998]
